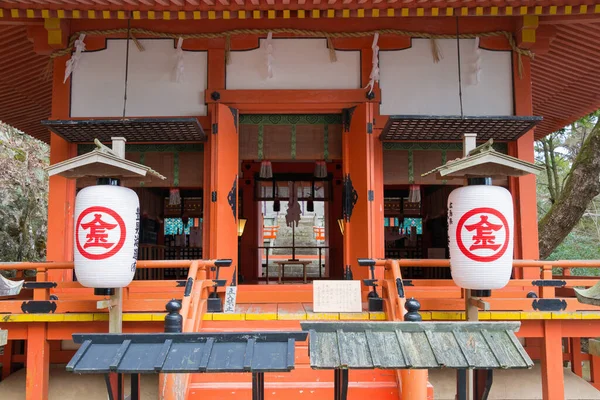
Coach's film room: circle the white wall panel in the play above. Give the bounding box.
[379,39,513,116]
[226,38,360,90]
[71,39,207,118]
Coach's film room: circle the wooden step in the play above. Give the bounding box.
[203,302,386,322]
[188,380,399,400]
[191,366,398,384]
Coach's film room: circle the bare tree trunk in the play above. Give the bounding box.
[542,139,557,203]
[548,136,562,194]
[538,121,600,259]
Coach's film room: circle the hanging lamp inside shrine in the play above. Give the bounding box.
[408,184,421,203]
[47,137,166,295]
[259,160,273,179]
[314,160,327,178]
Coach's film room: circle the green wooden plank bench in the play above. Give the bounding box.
[301,319,533,400]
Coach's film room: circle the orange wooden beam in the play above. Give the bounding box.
[205,89,379,110]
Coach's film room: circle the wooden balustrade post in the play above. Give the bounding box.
[540,265,555,298]
[401,299,428,400]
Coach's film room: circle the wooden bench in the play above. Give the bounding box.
[275,260,312,284]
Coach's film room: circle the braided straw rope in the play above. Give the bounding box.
[49,27,534,78]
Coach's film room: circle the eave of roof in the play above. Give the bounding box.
[1,15,599,143]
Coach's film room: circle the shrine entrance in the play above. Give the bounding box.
[237,115,345,284]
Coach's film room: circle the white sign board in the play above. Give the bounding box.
[313,280,362,313]
[0,329,7,346]
[224,286,238,313]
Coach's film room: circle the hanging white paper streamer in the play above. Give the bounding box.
[174,37,185,83]
[63,34,86,84]
[366,33,379,94]
[266,32,274,79]
[473,37,482,85]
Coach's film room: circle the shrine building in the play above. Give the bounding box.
[1,1,600,399]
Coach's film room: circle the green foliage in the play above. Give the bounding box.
[0,123,49,263]
[536,110,600,267]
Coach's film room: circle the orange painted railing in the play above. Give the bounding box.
[1,259,600,314]
[0,260,217,315]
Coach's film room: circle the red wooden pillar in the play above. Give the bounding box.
[342,103,383,281]
[205,103,239,284]
[240,169,259,283]
[47,55,76,283]
[540,320,564,400]
[25,324,50,400]
[510,55,539,278]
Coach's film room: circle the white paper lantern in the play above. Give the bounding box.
[447,185,514,290]
[74,185,140,288]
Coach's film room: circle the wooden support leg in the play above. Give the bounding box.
[25,324,50,400]
[540,320,564,400]
[570,338,584,378]
[334,368,348,400]
[1,340,12,380]
[131,373,141,400]
[252,372,265,400]
[105,372,125,400]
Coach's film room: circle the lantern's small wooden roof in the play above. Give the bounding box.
[301,321,533,370]
[380,115,542,142]
[421,140,543,179]
[575,283,600,307]
[46,140,166,180]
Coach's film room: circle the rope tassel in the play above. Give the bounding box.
[473,36,482,84]
[174,37,184,83]
[266,32,274,79]
[327,35,337,62]
[430,38,443,63]
[63,34,86,83]
[365,33,380,94]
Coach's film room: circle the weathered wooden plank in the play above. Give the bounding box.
[310,331,340,369]
[453,331,500,369]
[402,332,438,368]
[480,330,517,369]
[337,330,372,368]
[369,331,405,368]
[303,321,531,370]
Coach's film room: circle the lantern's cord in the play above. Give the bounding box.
[455,17,464,119]
[122,19,131,119]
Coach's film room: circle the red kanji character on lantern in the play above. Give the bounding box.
[465,215,502,252]
[81,213,117,249]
